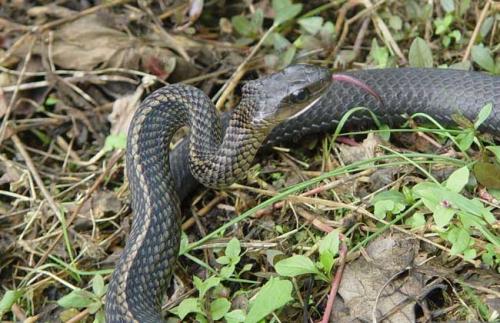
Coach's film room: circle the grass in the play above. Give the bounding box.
[0,0,499,322]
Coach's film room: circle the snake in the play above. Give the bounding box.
[105,65,500,322]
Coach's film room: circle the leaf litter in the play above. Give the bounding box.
[0,1,499,322]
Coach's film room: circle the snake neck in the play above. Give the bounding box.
[106,84,273,323]
[189,95,272,188]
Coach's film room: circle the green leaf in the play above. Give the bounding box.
[319,21,335,42]
[474,103,492,129]
[92,275,106,297]
[272,0,302,26]
[298,17,323,35]
[447,227,471,255]
[471,44,495,73]
[225,309,246,323]
[216,255,230,265]
[409,37,433,68]
[449,30,461,42]
[445,166,469,193]
[172,297,203,320]
[0,289,23,315]
[473,162,500,190]
[440,0,455,12]
[319,250,334,274]
[196,313,209,323]
[388,15,402,30]
[413,182,494,223]
[194,276,221,299]
[93,309,106,323]
[433,204,456,228]
[486,146,500,163]
[374,200,393,219]
[57,289,95,309]
[479,16,494,38]
[104,133,127,152]
[318,230,340,257]
[463,248,477,261]
[45,95,59,107]
[481,244,497,266]
[459,213,499,245]
[272,32,291,51]
[220,264,235,279]
[370,39,389,67]
[87,301,102,315]
[434,15,453,34]
[278,46,296,69]
[179,232,189,254]
[210,298,231,320]
[251,9,264,32]
[449,61,471,70]
[245,277,293,323]
[378,124,391,141]
[406,212,426,229]
[232,15,253,36]
[373,190,407,218]
[226,238,241,260]
[275,255,321,277]
[456,130,475,151]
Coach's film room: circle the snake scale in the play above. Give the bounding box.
[106,65,500,322]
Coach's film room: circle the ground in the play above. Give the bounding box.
[0,1,499,322]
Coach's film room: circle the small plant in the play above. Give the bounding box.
[57,275,107,323]
[173,237,294,322]
[274,230,341,281]
[373,164,499,263]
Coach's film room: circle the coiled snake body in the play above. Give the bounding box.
[106,65,499,322]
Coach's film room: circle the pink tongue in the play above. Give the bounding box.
[332,74,383,104]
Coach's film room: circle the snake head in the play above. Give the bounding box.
[241,64,332,126]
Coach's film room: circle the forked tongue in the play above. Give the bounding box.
[332,73,383,104]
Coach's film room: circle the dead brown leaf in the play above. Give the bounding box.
[338,133,382,164]
[12,14,180,74]
[336,232,423,322]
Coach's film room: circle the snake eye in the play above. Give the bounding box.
[289,88,310,103]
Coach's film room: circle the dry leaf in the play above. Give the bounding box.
[337,233,423,322]
[338,133,381,164]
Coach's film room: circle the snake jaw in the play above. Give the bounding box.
[287,95,323,120]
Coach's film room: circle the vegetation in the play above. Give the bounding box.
[0,0,498,322]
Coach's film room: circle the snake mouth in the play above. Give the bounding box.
[287,95,323,120]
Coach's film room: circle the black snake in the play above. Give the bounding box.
[105,65,500,322]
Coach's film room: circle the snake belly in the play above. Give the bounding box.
[106,67,499,322]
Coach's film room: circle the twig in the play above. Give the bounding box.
[0,40,35,143]
[34,150,123,268]
[215,25,278,109]
[462,0,492,61]
[11,135,61,218]
[319,238,348,323]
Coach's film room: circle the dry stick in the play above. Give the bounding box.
[215,24,278,110]
[66,309,90,323]
[319,239,348,323]
[245,169,374,217]
[330,1,384,61]
[0,39,35,144]
[138,1,190,61]
[11,134,60,218]
[181,194,226,231]
[367,1,407,63]
[37,0,133,32]
[462,0,492,62]
[35,150,123,268]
